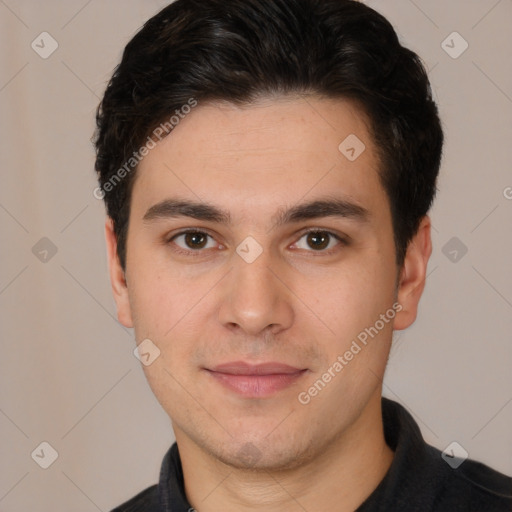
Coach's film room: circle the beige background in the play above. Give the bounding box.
[0,1,511,510]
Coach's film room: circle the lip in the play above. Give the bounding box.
[205,361,307,397]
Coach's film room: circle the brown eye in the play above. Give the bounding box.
[184,232,207,249]
[306,231,330,250]
[294,230,343,252]
[172,231,215,251]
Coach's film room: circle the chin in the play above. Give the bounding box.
[207,434,317,472]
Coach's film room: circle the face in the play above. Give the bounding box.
[106,96,430,471]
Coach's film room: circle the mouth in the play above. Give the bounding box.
[204,361,308,398]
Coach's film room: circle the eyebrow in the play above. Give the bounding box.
[142,197,370,227]
[143,199,230,224]
[273,197,369,227]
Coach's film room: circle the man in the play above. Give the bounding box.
[93,0,512,510]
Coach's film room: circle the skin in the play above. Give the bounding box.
[106,96,431,511]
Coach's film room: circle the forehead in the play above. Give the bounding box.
[132,96,389,224]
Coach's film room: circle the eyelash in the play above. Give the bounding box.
[166,227,348,257]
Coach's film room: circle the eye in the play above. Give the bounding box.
[171,230,217,251]
[293,230,343,252]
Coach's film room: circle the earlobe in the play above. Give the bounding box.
[105,218,134,328]
[393,216,432,331]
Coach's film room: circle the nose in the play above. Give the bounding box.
[217,247,294,337]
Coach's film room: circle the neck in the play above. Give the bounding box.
[175,391,393,512]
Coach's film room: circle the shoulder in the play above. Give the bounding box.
[426,444,512,510]
[376,399,512,511]
[110,485,159,512]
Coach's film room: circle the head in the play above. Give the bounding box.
[94,0,442,471]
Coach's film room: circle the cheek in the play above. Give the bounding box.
[126,260,181,343]
[131,274,202,408]
[126,239,190,331]
[301,263,396,403]
[305,257,395,337]
[128,267,214,375]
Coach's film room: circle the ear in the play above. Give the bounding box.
[105,218,133,328]
[393,216,432,331]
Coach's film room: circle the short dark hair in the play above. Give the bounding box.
[94,0,443,270]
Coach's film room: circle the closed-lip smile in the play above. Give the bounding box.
[204,361,308,397]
